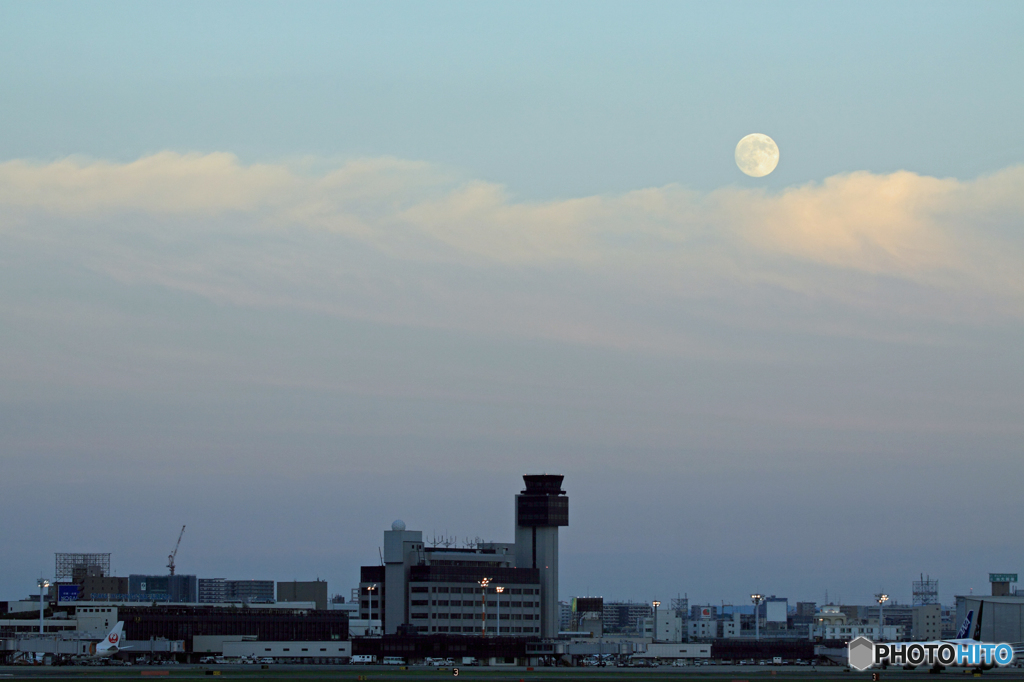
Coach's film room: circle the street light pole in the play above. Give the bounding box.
[652,601,661,643]
[875,594,889,641]
[495,586,504,636]
[751,594,764,642]
[479,578,490,637]
[38,579,50,635]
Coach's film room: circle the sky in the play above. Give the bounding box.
[1,1,1023,609]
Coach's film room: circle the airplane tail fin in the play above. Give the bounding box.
[97,621,125,653]
[973,602,984,641]
[956,610,974,640]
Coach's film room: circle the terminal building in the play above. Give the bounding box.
[359,474,567,638]
[0,601,347,664]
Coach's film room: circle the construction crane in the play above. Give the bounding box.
[167,525,186,575]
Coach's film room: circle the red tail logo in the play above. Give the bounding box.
[108,633,119,644]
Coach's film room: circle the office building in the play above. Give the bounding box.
[128,574,197,603]
[225,580,275,603]
[198,579,227,604]
[358,474,567,638]
[602,601,652,633]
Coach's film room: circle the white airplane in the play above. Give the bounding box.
[895,605,1024,673]
[71,621,130,662]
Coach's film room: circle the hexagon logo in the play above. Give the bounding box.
[848,636,875,671]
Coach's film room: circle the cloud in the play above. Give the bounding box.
[1,153,1022,320]
[0,152,298,214]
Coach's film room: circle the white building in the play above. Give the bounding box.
[639,611,684,642]
[810,605,902,641]
[223,640,351,660]
[721,613,741,638]
[688,617,717,640]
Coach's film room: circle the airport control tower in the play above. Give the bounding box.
[515,474,568,639]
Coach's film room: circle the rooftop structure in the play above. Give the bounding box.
[55,553,110,583]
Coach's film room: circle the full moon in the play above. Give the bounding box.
[735,133,779,177]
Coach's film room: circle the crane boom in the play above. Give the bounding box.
[167,525,186,575]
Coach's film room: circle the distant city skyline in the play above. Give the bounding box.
[1,2,1021,608]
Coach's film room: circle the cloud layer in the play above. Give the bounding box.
[3,153,1021,299]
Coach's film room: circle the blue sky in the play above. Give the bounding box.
[3,1,1023,195]
[1,1,1022,608]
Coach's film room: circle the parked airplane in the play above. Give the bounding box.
[70,622,130,662]
[899,604,1023,673]
[93,621,128,658]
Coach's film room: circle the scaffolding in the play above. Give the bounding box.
[912,573,939,605]
[55,553,111,582]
